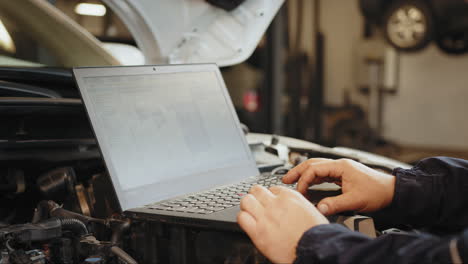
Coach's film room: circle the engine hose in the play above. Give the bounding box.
[59,218,89,236]
[6,239,14,252]
[110,246,138,264]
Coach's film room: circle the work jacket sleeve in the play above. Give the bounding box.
[294,224,468,264]
[370,156,468,231]
[294,156,468,264]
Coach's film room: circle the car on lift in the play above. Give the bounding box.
[359,0,468,54]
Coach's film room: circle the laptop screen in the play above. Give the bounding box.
[74,65,259,211]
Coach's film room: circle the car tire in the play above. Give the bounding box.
[383,0,434,52]
[435,29,468,55]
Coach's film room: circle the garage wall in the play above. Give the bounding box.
[383,46,468,149]
[320,0,363,106]
[318,0,468,149]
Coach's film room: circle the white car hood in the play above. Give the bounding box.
[102,0,284,67]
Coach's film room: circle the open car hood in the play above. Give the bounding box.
[102,0,284,67]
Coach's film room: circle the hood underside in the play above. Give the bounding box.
[102,0,284,67]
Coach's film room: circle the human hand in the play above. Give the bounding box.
[237,185,329,264]
[282,158,396,216]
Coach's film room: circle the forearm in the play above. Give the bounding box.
[370,157,468,230]
[294,224,468,264]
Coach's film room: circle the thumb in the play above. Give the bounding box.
[317,193,361,216]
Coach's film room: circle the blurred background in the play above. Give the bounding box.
[2,0,468,164]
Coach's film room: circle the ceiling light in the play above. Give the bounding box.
[75,3,107,17]
[0,19,15,53]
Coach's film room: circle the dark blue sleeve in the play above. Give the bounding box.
[294,224,468,264]
[294,157,468,264]
[370,156,468,231]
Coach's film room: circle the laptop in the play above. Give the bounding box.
[73,64,293,230]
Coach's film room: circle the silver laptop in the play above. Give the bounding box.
[73,64,290,230]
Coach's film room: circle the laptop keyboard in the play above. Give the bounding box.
[146,175,296,214]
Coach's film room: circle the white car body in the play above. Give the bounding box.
[103,0,284,66]
[0,0,284,67]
